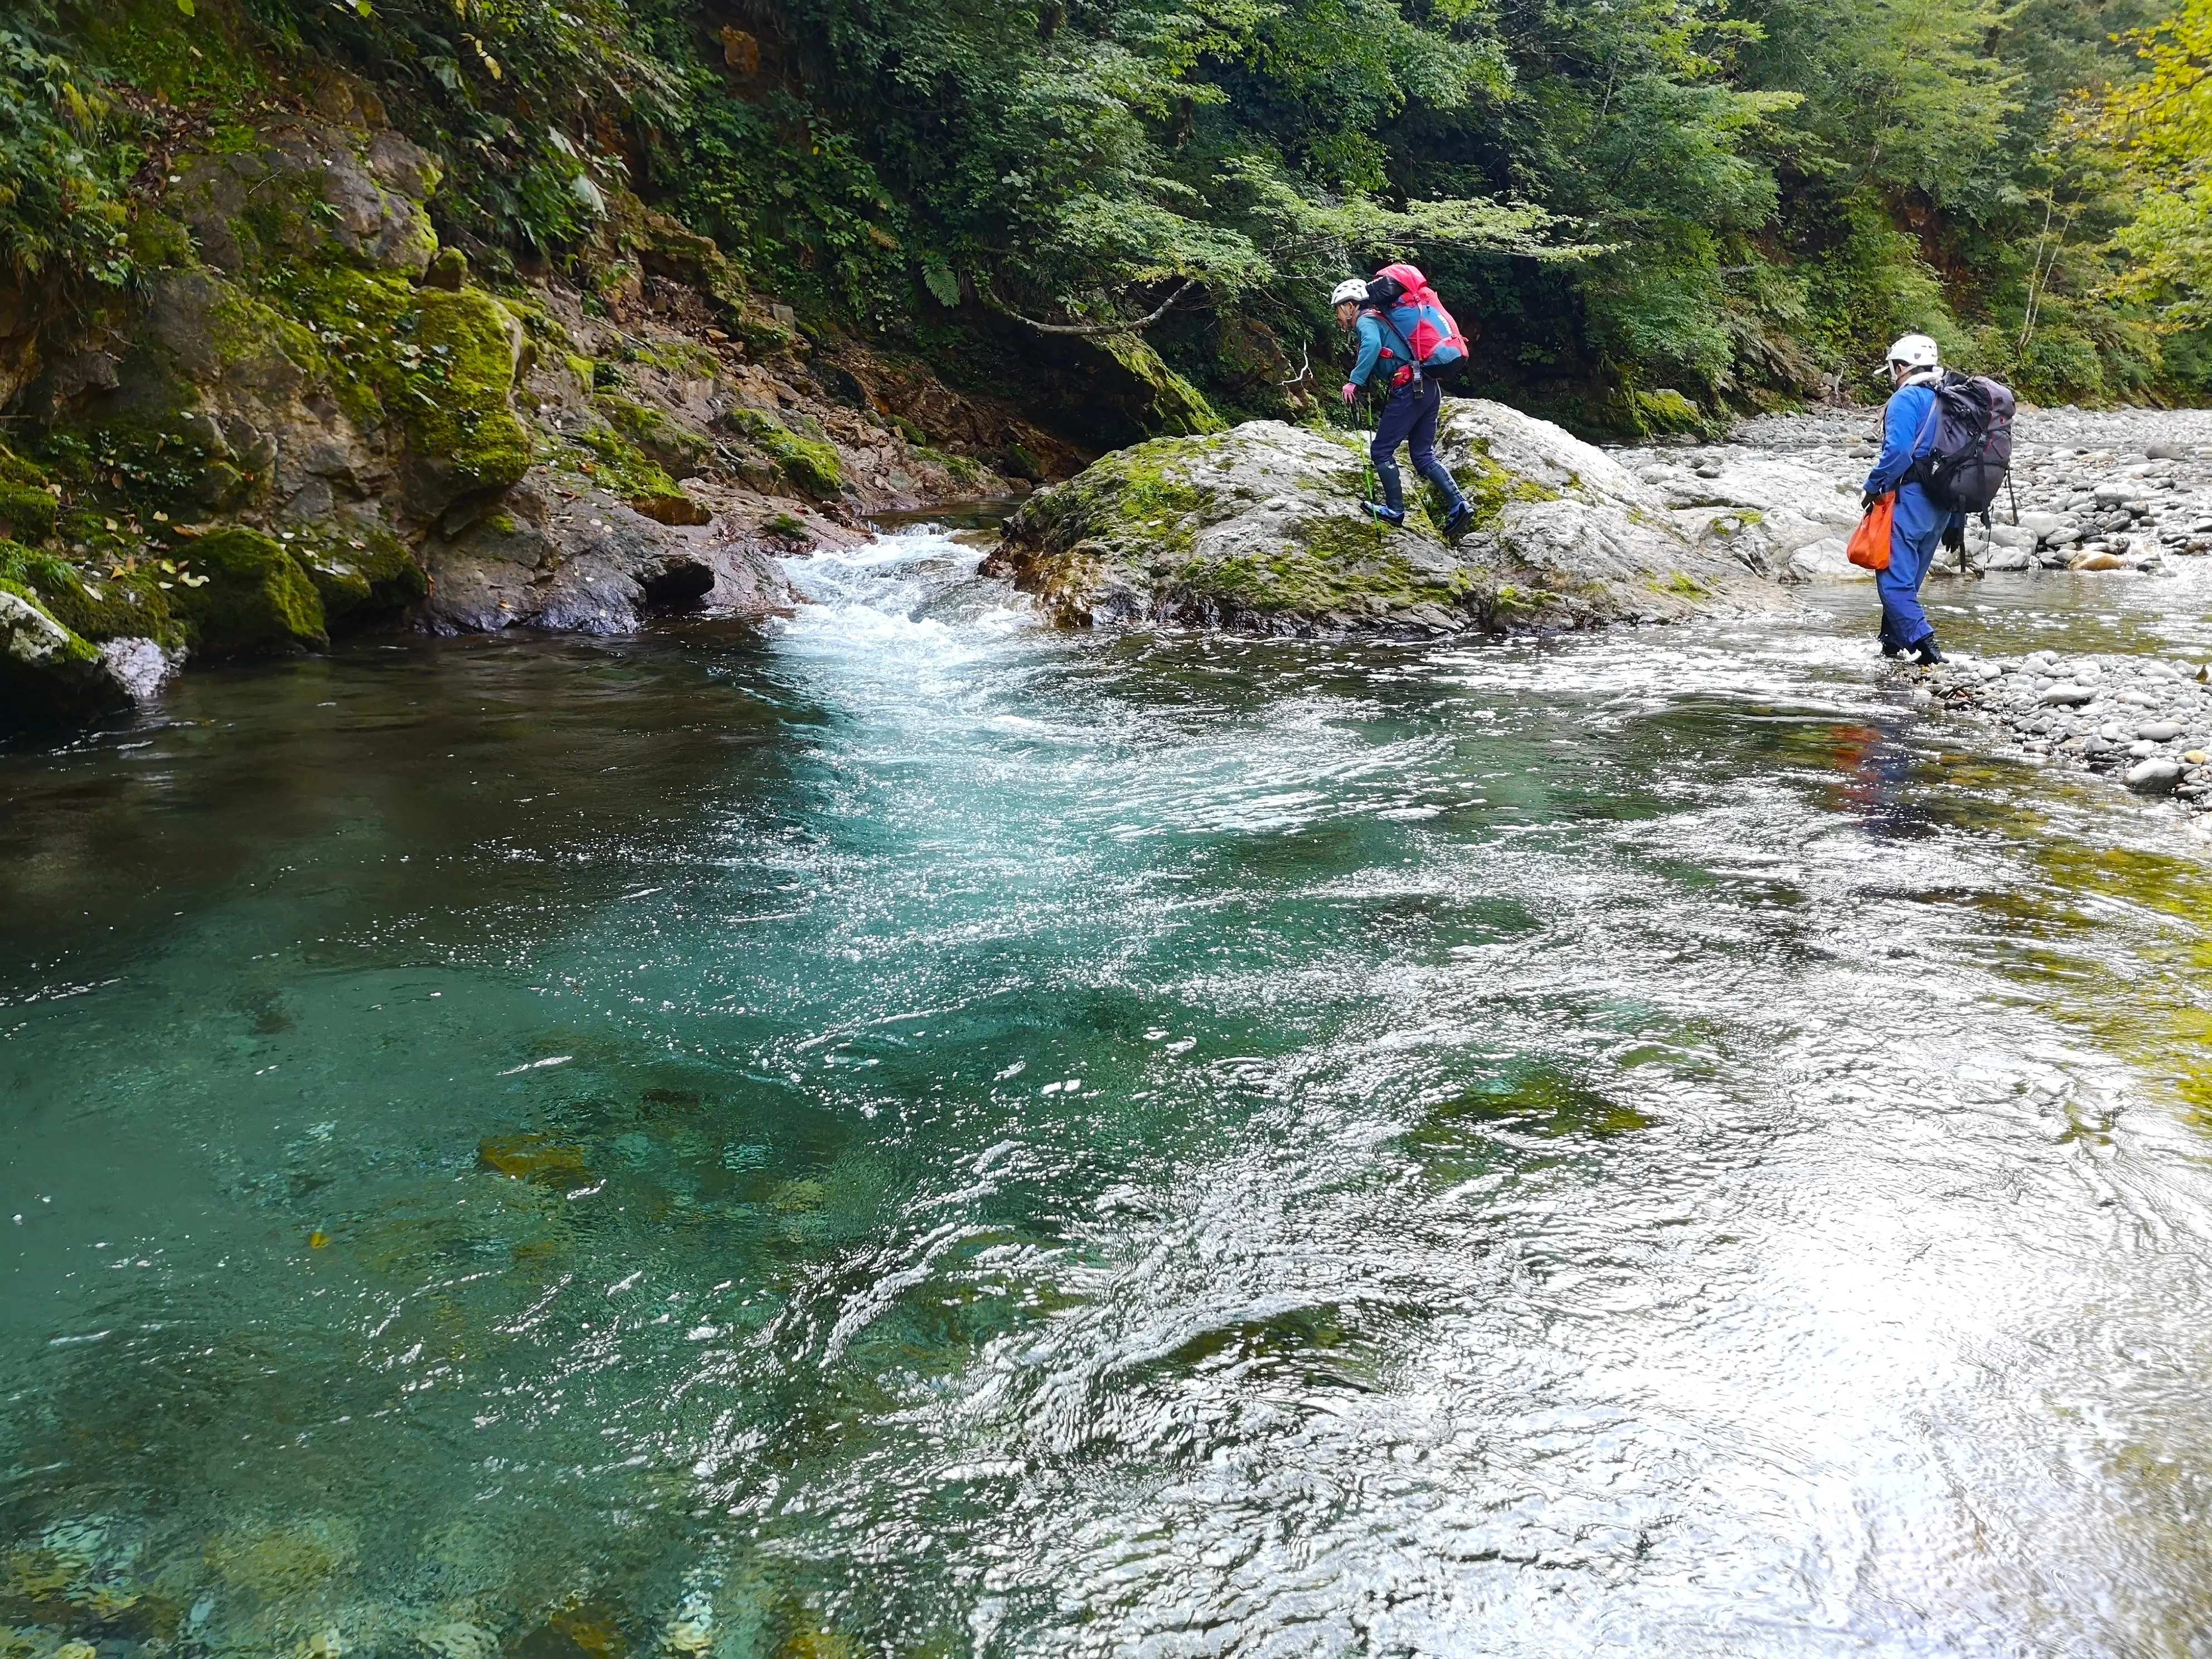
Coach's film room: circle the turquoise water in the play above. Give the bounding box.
[7,534,2212,1655]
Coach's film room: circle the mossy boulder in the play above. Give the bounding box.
[0,584,132,728]
[989,402,1747,635]
[0,542,182,647]
[723,409,843,499]
[287,524,427,624]
[171,120,441,280]
[0,445,57,544]
[1632,387,1710,438]
[601,395,715,476]
[401,288,533,514]
[169,527,328,656]
[1098,336,1226,437]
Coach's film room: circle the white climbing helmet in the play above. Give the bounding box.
[1885,333,1941,373]
[1330,278,1369,308]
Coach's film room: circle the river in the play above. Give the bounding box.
[5,521,2212,1656]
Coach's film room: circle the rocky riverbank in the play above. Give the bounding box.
[1620,406,2212,581]
[1615,405,2212,818]
[1924,648,2212,809]
[0,76,1126,733]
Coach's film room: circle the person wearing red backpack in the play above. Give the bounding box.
[1334,265,1474,538]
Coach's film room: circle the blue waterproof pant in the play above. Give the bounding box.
[1371,380,1467,517]
[1877,487,1946,651]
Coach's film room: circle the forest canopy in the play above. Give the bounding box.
[2,0,2205,430]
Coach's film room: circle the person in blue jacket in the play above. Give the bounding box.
[1332,278,1473,537]
[1863,333,1964,666]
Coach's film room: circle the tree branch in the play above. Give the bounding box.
[987,279,1199,335]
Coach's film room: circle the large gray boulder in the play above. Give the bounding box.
[1636,446,1871,583]
[984,401,1755,634]
[420,478,792,634]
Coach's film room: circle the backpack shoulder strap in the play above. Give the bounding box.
[1905,384,1941,454]
[1375,307,1421,370]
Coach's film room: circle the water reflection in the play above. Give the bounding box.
[3,531,2212,1653]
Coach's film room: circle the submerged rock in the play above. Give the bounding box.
[985,402,1745,635]
[477,1134,594,1189]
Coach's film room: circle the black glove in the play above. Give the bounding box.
[1860,492,1878,513]
[1941,518,1966,554]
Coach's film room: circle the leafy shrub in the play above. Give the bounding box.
[0,22,137,291]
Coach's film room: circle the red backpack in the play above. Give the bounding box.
[1365,262,1469,385]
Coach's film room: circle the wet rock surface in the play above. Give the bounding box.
[0,586,133,724]
[987,400,1759,636]
[420,478,807,634]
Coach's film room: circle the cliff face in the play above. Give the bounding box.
[0,48,1088,730]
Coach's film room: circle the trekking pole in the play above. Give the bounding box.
[1360,392,1376,505]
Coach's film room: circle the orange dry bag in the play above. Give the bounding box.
[1847,492,1894,572]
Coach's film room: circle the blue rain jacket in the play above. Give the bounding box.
[1347,312,1393,389]
[1864,380,1963,546]
[1865,378,1961,650]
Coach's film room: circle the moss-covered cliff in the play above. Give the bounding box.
[0,0,1097,730]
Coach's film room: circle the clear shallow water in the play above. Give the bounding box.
[6,536,2212,1656]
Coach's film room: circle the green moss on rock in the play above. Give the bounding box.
[0,542,182,646]
[125,210,196,273]
[725,409,844,498]
[1016,436,1212,560]
[1182,516,1472,618]
[406,288,533,496]
[1633,388,1707,436]
[1450,440,1560,530]
[600,395,715,475]
[287,525,426,624]
[916,445,987,488]
[171,527,328,656]
[570,421,681,501]
[267,264,417,430]
[1100,336,1226,436]
[0,445,58,544]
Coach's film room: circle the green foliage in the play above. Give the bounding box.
[2082,0,2212,331]
[244,0,658,255]
[5,0,2200,455]
[0,22,138,290]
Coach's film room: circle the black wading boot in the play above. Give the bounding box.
[1368,467,1407,528]
[1911,635,1945,666]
